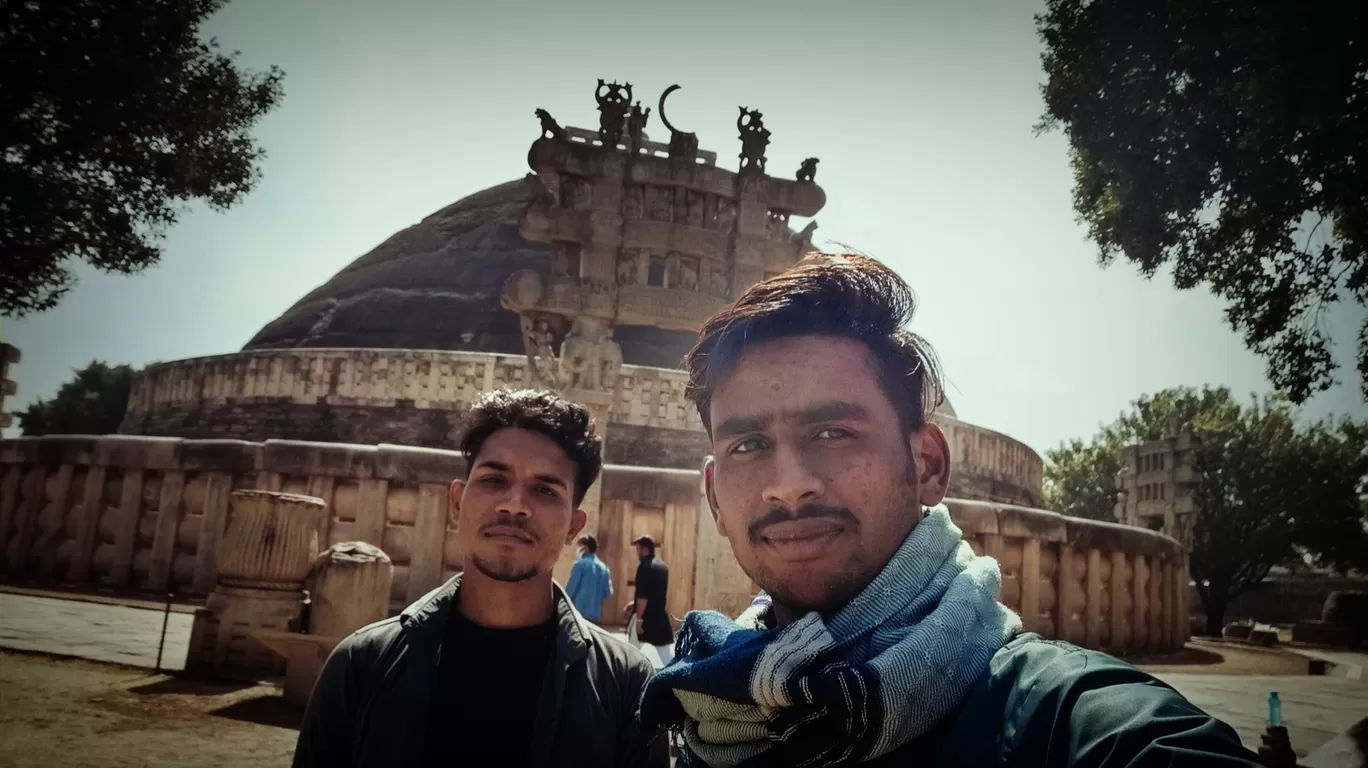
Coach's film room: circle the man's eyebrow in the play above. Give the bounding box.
[472,459,511,473]
[713,401,871,438]
[713,413,771,439]
[533,474,568,489]
[796,401,871,425]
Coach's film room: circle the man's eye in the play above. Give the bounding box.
[815,427,852,440]
[731,437,767,455]
[480,475,506,487]
[535,485,559,498]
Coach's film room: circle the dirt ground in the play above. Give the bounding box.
[0,650,298,768]
[1128,637,1318,676]
[0,638,1323,767]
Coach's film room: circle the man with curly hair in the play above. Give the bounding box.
[295,389,665,767]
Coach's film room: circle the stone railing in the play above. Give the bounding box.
[121,348,1045,501]
[938,417,1045,507]
[0,434,1185,654]
[122,348,705,435]
[946,500,1189,654]
[0,435,467,612]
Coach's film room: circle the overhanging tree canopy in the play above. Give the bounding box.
[1036,0,1367,402]
[1,0,284,316]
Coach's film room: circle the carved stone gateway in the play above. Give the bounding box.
[504,81,826,580]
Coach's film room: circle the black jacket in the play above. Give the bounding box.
[292,576,668,768]
[877,633,1264,766]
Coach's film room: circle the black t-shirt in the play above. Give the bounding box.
[422,609,556,767]
[633,556,674,647]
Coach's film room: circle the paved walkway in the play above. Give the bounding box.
[1161,673,1368,758]
[0,592,195,671]
[2,591,1365,757]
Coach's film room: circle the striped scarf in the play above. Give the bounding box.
[638,506,1021,767]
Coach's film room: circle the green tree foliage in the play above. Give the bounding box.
[1042,434,1124,521]
[1044,387,1242,519]
[1036,1,1367,403]
[1,0,284,316]
[1046,386,1368,633]
[18,362,135,436]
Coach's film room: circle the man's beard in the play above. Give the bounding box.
[752,502,867,618]
[471,555,540,583]
[757,453,921,619]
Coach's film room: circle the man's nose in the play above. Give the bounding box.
[762,443,824,510]
[495,485,532,517]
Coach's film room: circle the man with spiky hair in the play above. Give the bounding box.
[639,254,1260,767]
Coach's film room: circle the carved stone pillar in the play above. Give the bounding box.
[306,541,393,639]
[188,490,325,679]
[218,491,326,589]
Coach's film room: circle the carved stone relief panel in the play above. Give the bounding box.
[645,186,673,222]
[560,176,594,212]
[665,252,682,289]
[704,260,730,299]
[551,243,582,277]
[681,189,705,228]
[715,198,737,233]
[677,256,700,291]
[617,249,641,285]
[624,186,644,220]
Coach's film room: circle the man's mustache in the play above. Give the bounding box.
[480,515,539,541]
[748,503,857,544]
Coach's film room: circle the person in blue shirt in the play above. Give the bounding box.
[566,535,613,624]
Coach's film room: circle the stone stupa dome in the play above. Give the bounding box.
[244,179,697,369]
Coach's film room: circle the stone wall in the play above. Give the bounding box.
[0,436,468,612]
[122,348,1046,504]
[938,416,1045,508]
[0,434,1186,654]
[120,349,704,468]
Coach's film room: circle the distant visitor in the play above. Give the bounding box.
[566,534,613,624]
[625,535,675,668]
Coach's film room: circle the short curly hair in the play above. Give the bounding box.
[684,253,944,437]
[459,389,603,506]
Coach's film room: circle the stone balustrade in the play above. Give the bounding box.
[947,499,1189,654]
[0,434,1186,654]
[0,435,468,612]
[122,348,705,435]
[119,348,1045,505]
[938,417,1045,507]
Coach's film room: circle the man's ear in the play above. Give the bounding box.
[703,456,727,536]
[911,424,951,506]
[448,480,466,529]
[566,509,588,545]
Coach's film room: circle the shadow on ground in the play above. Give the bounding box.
[212,697,303,730]
[1125,645,1225,667]
[125,671,303,730]
[129,676,257,696]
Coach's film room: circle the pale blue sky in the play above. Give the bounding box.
[4,0,1364,455]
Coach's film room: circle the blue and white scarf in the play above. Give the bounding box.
[638,506,1021,767]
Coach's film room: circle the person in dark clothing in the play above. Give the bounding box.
[636,254,1265,766]
[627,535,675,667]
[293,389,665,768]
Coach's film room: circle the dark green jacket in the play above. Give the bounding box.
[292,576,667,768]
[873,633,1262,767]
